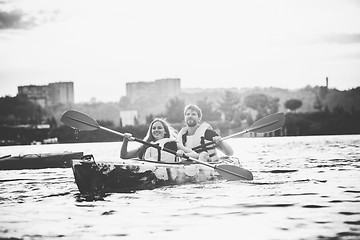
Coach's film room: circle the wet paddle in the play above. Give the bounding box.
[61,110,253,181]
[192,112,285,151]
[224,112,285,138]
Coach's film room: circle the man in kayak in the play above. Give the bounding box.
[177,104,234,162]
[120,118,198,162]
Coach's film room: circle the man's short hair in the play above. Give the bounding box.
[184,104,202,119]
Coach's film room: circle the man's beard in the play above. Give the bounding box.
[186,119,197,127]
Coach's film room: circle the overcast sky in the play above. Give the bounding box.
[1,0,359,102]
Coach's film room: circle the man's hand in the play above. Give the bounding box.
[212,136,222,144]
[176,150,185,157]
[199,152,210,162]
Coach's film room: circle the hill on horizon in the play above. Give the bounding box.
[69,85,359,126]
[181,85,360,113]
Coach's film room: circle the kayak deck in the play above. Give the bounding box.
[71,155,245,194]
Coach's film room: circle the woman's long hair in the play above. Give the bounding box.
[143,118,171,142]
[138,118,178,158]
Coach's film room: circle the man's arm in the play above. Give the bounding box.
[216,139,234,156]
[204,129,234,156]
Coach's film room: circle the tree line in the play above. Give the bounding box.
[1,89,359,145]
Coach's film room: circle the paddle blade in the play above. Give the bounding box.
[215,164,254,181]
[249,112,285,133]
[61,110,100,131]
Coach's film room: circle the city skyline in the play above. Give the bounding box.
[1,0,360,102]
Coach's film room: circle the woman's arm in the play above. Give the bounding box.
[120,133,140,159]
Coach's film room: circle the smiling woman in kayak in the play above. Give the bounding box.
[120,118,199,162]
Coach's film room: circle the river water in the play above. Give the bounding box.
[1,135,359,240]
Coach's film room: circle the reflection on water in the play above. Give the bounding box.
[0,135,359,239]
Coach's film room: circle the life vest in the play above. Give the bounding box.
[143,138,178,163]
[178,122,218,162]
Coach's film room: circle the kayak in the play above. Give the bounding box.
[0,152,84,170]
[60,110,285,194]
[71,155,247,194]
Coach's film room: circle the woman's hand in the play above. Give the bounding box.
[124,133,134,141]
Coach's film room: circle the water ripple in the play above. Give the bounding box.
[0,135,359,240]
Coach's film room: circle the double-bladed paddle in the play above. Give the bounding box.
[61,110,253,181]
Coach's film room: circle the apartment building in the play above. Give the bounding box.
[18,82,74,107]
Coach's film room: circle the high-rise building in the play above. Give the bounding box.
[48,82,74,106]
[18,82,74,107]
